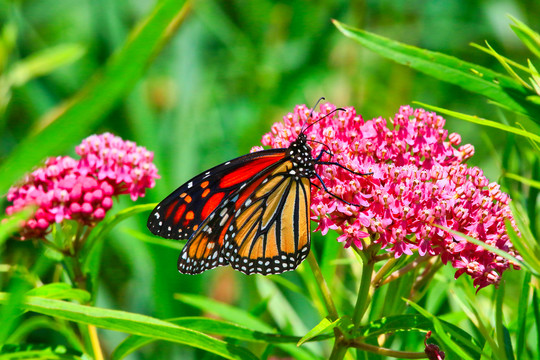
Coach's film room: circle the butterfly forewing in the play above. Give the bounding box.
[147,150,287,240]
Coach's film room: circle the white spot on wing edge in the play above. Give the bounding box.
[188,181,193,188]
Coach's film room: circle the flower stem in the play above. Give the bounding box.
[371,256,399,288]
[306,251,339,321]
[351,244,378,327]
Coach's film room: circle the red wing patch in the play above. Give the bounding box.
[219,154,285,188]
[147,149,287,240]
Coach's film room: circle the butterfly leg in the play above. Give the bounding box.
[315,149,334,161]
[317,161,373,176]
[313,173,362,207]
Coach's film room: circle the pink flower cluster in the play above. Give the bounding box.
[6,133,158,240]
[258,104,519,289]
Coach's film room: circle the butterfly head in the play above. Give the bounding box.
[287,133,316,179]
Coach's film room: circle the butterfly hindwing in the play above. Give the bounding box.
[147,149,287,240]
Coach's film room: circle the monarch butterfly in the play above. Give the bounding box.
[147,102,368,275]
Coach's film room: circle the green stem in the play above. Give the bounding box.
[352,245,376,327]
[306,251,339,321]
[371,256,399,287]
[329,336,349,360]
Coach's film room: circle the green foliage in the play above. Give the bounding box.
[1,1,539,359]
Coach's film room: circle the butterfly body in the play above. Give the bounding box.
[148,133,317,275]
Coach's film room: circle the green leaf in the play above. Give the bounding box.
[435,225,532,274]
[0,294,257,360]
[297,316,345,346]
[81,203,157,297]
[26,283,90,303]
[175,294,320,360]
[406,300,479,360]
[7,44,85,87]
[509,15,540,59]
[516,272,532,360]
[506,203,540,278]
[333,20,540,120]
[112,316,329,360]
[470,42,530,74]
[0,24,17,72]
[6,316,82,350]
[0,343,85,360]
[505,172,540,189]
[175,293,272,332]
[0,207,34,248]
[0,0,192,196]
[82,203,157,266]
[122,227,183,251]
[414,102,540,145]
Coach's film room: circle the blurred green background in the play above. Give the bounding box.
[1,0,539,358]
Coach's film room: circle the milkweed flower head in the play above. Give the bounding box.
[6,133,158,240]
[256,103,520,289]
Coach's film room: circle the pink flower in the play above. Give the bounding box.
[258,103,520,289]
[6,133,159,240]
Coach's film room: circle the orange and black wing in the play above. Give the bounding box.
[177,159,311,275]
[147,149,287,240]
[178,159,311,275]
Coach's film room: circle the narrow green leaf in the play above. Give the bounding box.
[333,20,540,120]
[0,207,34,248]
[0,294,256,360]
[0,24,17,72]
[175,293,271,332]
[7,44,85,87]
[121,228,183,250]
[482,41,531,90]
[175,294,320,360]
[505,219,539,275]
[0,344,84,360]
[297,317,340,346]
[26,283,90,303]
[509,15,540,59]
[532,291,540,359]
[470,42,530,73]
[505,173,540,189]
[256,276,310,335]
[6,316,82,350]
[406,300,478,360]
[81,203,157,295]
[0,0,192,196]
[495,281,509,360]
[112,316,330,360]
[415,102,540,144]
[502,325,516,360]
[506,204,540,277]
[435,225,532,274]
[516,272,532,360]
[528,60,540,95]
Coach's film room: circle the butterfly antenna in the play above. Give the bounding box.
[301,97,326,134]
[302,107,345,135]
[309,97,325,118]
